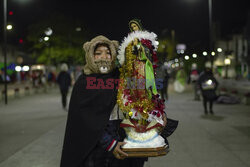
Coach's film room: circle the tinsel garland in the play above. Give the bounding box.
[117,42,155,125]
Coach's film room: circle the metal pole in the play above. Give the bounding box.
[3,0,8,104]
[208,0,213,68]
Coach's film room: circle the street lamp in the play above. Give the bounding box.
[45,27,53,36]
[2,0,30,105]
[44,36,49,41]
[217,48,222,52]
[208,0,213,67]
[224,58,231,79]
[2,0,7,104]
[203,51,208,56]
[184,55,190,60]
[6,24,13,30]
[44,28,53,64]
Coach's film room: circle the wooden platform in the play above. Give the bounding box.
[121,145,169,158]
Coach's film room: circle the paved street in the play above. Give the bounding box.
[0,89,250,167]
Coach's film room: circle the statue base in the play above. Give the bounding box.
[121,145,169,158]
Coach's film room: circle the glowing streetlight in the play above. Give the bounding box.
[203,51,208,56]
[6,24,12,30]
[44,36,49,41]
[44,27,53,36]
[192,53,197,58]
[224,58,231,65]
[15,66,22,72]
[22,66,30,71]
[184,55,189,60]
[217,48,222,52]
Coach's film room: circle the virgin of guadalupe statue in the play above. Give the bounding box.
[117,19,168,151]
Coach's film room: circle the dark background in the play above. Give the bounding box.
[1,0,250,51]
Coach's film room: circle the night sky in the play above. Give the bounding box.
[1,0,250,52]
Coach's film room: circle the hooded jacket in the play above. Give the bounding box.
[60,36,119,167]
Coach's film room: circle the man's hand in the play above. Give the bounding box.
[112,142,128,159]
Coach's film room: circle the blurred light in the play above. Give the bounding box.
[184,55,189,60]
[203,51,207,56]
[175,63,179,67]
[45,27,53,36]
[15,66,22,72]
[211,52,215,56]
[44,36,49,41]
[37,65,41,70]
[192,53,197,58]
[9,11,13,15]
[224,58,231,65]
[22,66,29,71]
[206,79,213,85]
[171,64,175,68]
[175,58,179,62]
[6,24,13,30]
[19,38,23,44]
[155,41,159,45]
[76,27,82,32]
[180,50,184,54]
[217,48,222,52]
[176,44,186,51]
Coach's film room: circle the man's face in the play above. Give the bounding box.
[94,46,111,60]
[94,45,112,74]
[131,23,139,31]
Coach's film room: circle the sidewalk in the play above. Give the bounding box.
[0,82,58,102]
[0,91,250,167]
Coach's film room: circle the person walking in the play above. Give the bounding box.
[188,63,200,100]
[174,67,187,93]
[57,63,72,110]
[156,63,169,101]
[198,63,218,115]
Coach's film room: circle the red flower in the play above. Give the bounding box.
[157,113,161,117]
[125,102,128,106]
[141,39,153,50]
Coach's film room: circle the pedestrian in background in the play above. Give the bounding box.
[174,67,187,93]
[0,70,4,84]
[188,63,200,100]
[156,63,169,101]
[57,63,72,110]
[198,62,218,115]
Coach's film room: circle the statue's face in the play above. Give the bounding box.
[131,23,139,31]
[94,45,112,74]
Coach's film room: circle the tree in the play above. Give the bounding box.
[26,13,92,65]
[157,29,177,63]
